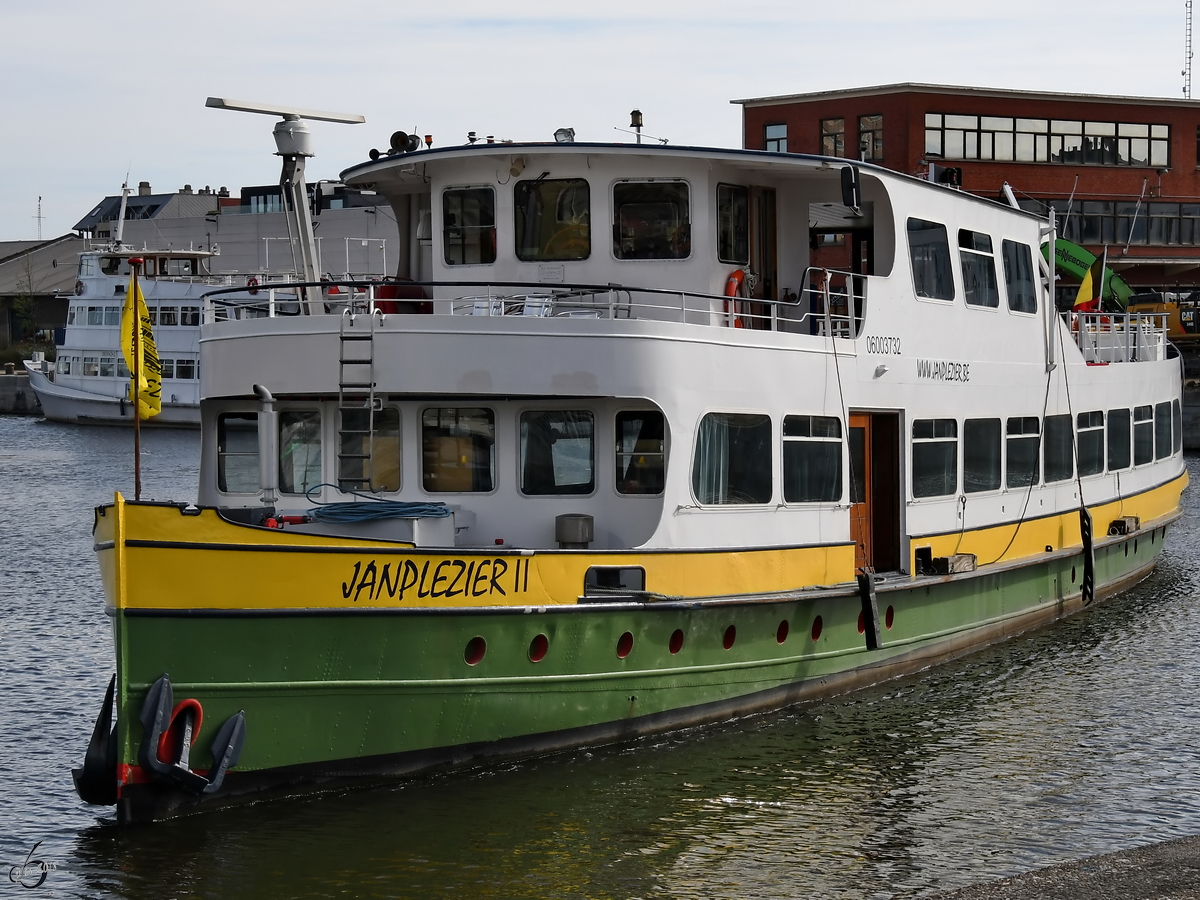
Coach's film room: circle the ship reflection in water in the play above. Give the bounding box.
[3,419,1200,899]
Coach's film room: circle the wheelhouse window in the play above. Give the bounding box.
[422,408,495,492]
[279,410,322,495]
[520,410,594,495]
[1043,414,1073,483]
[443,187,497,266]
[1108,408,1131,470]
[858,114,883,161]
[907,219,954,300]
[764,124,787,152]
[1001,240,1038,314]
[1134,405,1154,465]
[1006,417,1040,488]
[616,411,665,495]
[339,407,401,492]
[912,418,957,498]
[1156,400,1173,460]
[964,418,1001,493]
[218,413,259,493]
[180,306,200,326]
[514,178,590,262]
[1077,411,1105,476]
[959,230,999,308]
[783,415,842,503]
[692,413,771,504]
[717,184,749,265]
[612,181,690,260]
[820,118,845,157]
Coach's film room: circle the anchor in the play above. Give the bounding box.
[72,674,118,805]
[138,674,247,795]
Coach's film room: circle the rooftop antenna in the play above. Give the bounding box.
[205,97,365,313]
[1186,0,1194,99]
[35,196,43,241]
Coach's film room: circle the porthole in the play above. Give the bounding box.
[528,633,548,663]
[616,631,634,658]
[811,616,823,641]
[776,620,790,644]
[464,636,487,666]
[723,625,737,650]
[669,628,684,654]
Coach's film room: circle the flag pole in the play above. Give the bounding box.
[129,257,143,501]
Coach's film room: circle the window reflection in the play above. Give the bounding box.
[613,182,690,260]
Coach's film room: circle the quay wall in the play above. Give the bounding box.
[0,374,41,415]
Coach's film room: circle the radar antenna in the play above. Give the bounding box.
[1185,0,1194,99]
[205,97,365,312]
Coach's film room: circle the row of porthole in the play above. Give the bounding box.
[462,607,898,666]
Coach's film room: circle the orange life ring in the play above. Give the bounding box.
[247,275,260,295]
[724,269,746,328]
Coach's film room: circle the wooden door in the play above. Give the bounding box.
[849,413,871,570]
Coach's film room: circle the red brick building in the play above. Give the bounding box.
[734,83,1200,300]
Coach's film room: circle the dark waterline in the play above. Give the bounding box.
[2,415,1198,899]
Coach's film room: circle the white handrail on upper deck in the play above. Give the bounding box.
[1069,312,1169,364]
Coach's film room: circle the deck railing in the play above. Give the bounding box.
[200,268,870,338]
[1069,312,1170,364]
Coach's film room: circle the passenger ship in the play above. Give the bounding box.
[76,128,1187,823]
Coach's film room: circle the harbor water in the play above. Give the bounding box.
[3,415,1200,899]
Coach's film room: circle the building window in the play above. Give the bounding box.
[820,118,844,157]
[520,410,595,495]
[1001,240,1038,314]
[716,184,749,265]
[218,413,259,493]
[964,418,1001,493]
[514,178,590,262]
[959,230,999,308]
[782,415,842,503]
[925,113,1168,167]
[764,124,787,152]
[339,407,400,492]
[1133,405,1154,466]
[615,411,665,495]
[1077,411,1105,476]
[1006,417,1040,488]
[858,114,883,161]
[912,419,957,498]
[1108,408,1131,470]
[1043,414,1073,483]
[612,181,690,260]
[422,408,495,492]
[907,219,955,301]
[443,187,497,266]
[279,410,322,495]
[693,413,772,505]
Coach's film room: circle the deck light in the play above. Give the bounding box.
[554,127,575,143]
[629,109,643,144]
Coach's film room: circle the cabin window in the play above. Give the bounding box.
[820,118,845,157]
[514,178,590,262]
[158,306,178,326]
[1006,417,1040,488]
[422,408,495,492]
[99,357,114,377]
[964,418,1002,492]
[782,415,842,503]
[764,124,787,153]
[180,306,200,326]
[692,413,772,505]
[279,410,322,495]
[160,359,174,379]
[104,306,120,326]
[163,258,196,277]
[443,187,497,266]
[117,357,129,378]
[612,181,691,260]
[858,114,883,161]
[218,413,259,493]
[912,418,957,498]
[1043,415,1073,483]
[176,359,196,380]
[1134,405,1154,465]
[78,257,94,277]
[339,407,400,492]
[959,230,999,308]
[1108,408,1131,470]
[717,184,749,265]
[87,306,103,325]
[100,257,122,275]
[58,358,71,375]
[143,258,156,276]
[1155,401,1173,460]
[907,219,954,300]
[520,410,595,495]
[616,411,666,495]
[1077,411,1105,476]
[1173,399,1183,454]
[66,307,76,325]
[1001,240,1038,314]
[82,356,99,376]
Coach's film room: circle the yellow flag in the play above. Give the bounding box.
[119,271,161,419]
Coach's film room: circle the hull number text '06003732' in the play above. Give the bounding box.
[865,335,901,355]
[916,358,970,382]
[341,557,532,603]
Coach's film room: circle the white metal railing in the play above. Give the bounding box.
[1069,312,1169,364]
[201,268,871,336]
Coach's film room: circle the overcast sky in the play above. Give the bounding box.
[0,0,1188,241]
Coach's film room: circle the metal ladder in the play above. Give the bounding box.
[336,308,378,491]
